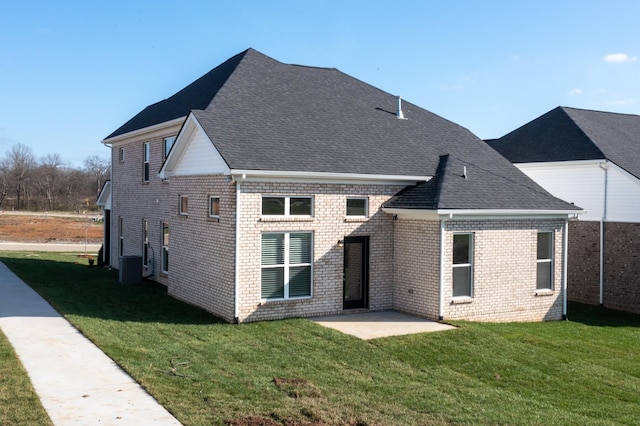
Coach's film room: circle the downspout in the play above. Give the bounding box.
[563,218,569,320]
[234,180,242,323]
[438,216,450,321]
[599,161,609,306]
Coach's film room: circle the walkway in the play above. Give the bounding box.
[312,311,455,339]
[0,262,181,425]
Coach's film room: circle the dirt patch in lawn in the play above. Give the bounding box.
[0,213,103,243]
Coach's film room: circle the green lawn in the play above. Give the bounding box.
[1,251,640,425]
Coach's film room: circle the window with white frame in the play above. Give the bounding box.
[209,196,220,218]
[118,217,124,256]
[452,233,473,297]
[142,219,149,268]
[346,197,368,217]
[179,195,188,216]
[119,147,125,163]
[164,136,176,159]
[537,231,553,290]
[161,222,169,273]
[261,196,312,217]
[261,232,313,300]
[143,142,150,182]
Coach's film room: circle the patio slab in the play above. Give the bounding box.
[311,311,456,340]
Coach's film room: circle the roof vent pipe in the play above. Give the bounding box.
[396,96,407,120]
[463,166,467,179]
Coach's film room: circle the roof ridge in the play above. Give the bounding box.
[561,105,640,118]
[559,107,607,159]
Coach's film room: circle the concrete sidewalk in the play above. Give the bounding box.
[0,242,101,252]
[0,261,181,425]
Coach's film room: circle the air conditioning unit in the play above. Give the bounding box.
[119,255,142,284]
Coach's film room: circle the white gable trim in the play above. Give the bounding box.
[96,181,111,210]
[102,117,185,145]
[159,113,231,179]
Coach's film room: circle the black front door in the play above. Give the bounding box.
[343,236,369,310]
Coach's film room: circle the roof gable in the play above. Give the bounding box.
[160,113,230,178]
[488,106,640,180]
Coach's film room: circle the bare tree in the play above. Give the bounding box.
[0,159,9,208]
[34,153,65,211]
[83,155,110,200]
[4,143,36,210]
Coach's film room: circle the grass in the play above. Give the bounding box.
[1,251,640,425]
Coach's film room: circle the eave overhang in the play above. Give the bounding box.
[382,207,585,221]
[230,170,430,186]
[102,117,185,145]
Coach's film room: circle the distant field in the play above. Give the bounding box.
[0,212,103,243]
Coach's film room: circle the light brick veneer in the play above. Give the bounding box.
[109,132,177,286]
[235,182,404,323]
[442,219,566,322]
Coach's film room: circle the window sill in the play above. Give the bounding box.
[258,297,312,306]
[344,217,368,222]
[450,297,473,305]
[207,217,220,222]
[535,289,555,297]
[260,217,314,222]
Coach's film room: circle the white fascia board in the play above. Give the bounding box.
[230,170,430,186]
[383,207,584,221]
[515,159,606,169]
[96,181,112,209]
[102,117,185,145]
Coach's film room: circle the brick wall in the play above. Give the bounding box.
[235,182,403,323]
[393,219,441,320]
[167,175,237,322]
[567,220,600,305]
[109,131,176,286]
[441,219,566,322]
[603,222,640,314]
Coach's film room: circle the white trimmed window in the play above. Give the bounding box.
[143,142,150,182]
[261,196,312,217]
[163,136,176,159]
[452,233,473,297]
[261,232,313,300]
[119,147,125,163]
[142,219,149,268]
[209,196,220,218]
[118,217,124,256]
[179,195,188,216]
[346,197,368,217]
[161,222,169,273]
[537,231,554,290]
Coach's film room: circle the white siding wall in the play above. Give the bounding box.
[606,163,640,223]
[174,126,229,175]
[517,161,640,223]
[517,162,604,221]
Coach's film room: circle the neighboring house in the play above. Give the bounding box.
[487,106,640,314]
[101,49,579,324]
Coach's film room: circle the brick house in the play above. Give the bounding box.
[101,49,580,323]
[487,107,640,314]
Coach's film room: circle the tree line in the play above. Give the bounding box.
[0,143,110,212]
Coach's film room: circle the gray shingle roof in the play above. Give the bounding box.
[385,154,580,210]
[107,48,578,212]
[487,106,640,180]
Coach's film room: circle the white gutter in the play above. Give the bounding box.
[599,161,609,305]
[383,208,584,221]
[563,218,569,320]
[101,117,185,145]
[230,170,429,185]
[234,180,242,323]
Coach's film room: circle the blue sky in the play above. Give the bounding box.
[1,1,639,166]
